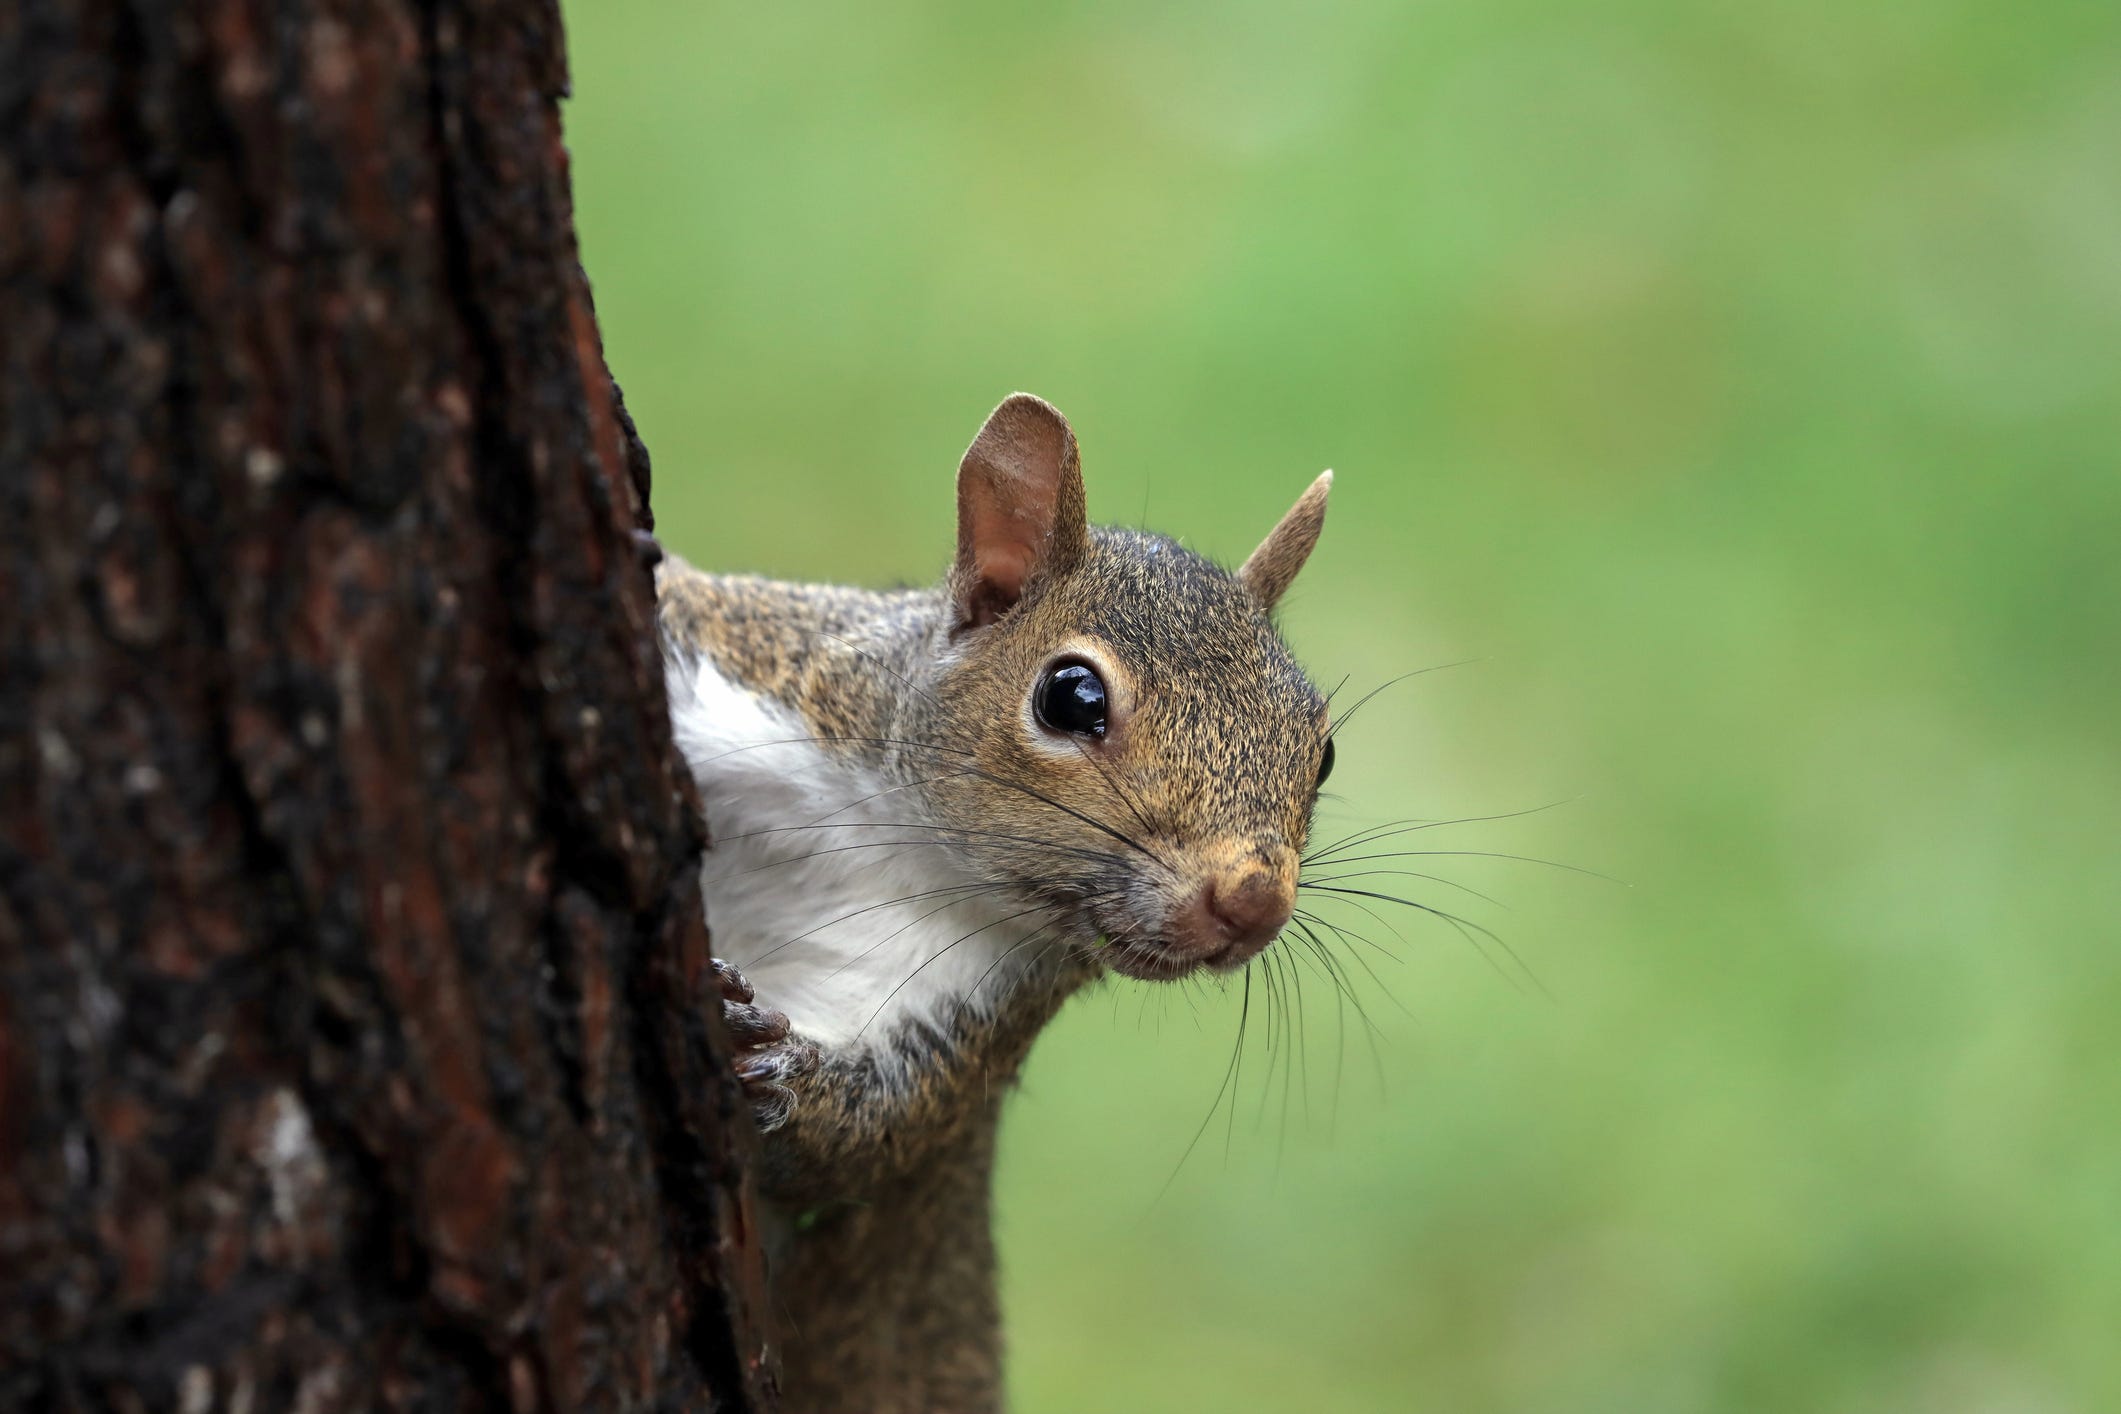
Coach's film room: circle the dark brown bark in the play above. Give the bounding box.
[0,2,773,1409]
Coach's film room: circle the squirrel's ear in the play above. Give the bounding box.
[1238,470,1332,610]
[952,393,1090,631]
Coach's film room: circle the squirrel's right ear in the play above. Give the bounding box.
[1238,470,1332,610]
[952,393,1090,632]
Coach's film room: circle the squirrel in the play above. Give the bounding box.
[655,393,1335,1413]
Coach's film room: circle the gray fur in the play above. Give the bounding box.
[657,394,1332,1413]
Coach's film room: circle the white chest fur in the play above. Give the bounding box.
[665,653,1051,1051]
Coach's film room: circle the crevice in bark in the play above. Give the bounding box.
[624,879,770,1409]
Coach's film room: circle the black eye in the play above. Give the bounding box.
[1035,662,1108,738]
[1317,737,1336,786]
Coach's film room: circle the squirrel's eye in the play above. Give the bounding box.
[1035,663,1108,738]
[1317,737,1336,786]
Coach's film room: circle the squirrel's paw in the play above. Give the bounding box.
[713,959,820,1133]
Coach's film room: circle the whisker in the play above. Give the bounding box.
[1301,867,1507,909]
[1289,928,1362,1086]
[1274,946,1298,1144]
[789,636,1171,866]
[1253,951,1282,1133]
[1314,846,1619,884]
[953,917,1072,1023]
[1295,898,1406,968]
[712,817,1125,868]
[954,889,1127,1025]
[1303,801,1577,865]
[739,879,1004,964]
[1301,818,1443,864]
[792,632,1148,860]
[704,831,1128,886]
[1326,660,1480,736]
[1286,921,1385,1049]
[1305,884,1549,999]
[685,719,1168,867]
[1289,920,1388,1101]
[819,884,1036,981]
[1151,967,1254,1208]
[1291,910,1414,1022]
[1073,739,1162,850]
[855,903,1057,1039]
[1225,968,1248,1167]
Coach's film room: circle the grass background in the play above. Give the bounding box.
[560,3,2121,1408]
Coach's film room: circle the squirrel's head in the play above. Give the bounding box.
[922,393,1334,982]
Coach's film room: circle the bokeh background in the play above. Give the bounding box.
[561,3,2121,1409]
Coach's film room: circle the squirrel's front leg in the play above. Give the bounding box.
[711,960,967,1206]
[713,960,1013,1413]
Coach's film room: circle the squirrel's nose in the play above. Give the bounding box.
[1185,870,1294,966]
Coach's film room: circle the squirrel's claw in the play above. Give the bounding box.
[735,1035,822,1133]
[723,1000,790,1049]
[712,957,757,1006]
[712,957,818,1132]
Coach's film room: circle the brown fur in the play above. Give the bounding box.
[658,395,1333,1412]
[1239,469,1333,609]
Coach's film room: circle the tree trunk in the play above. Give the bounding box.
[0,2,774,1409]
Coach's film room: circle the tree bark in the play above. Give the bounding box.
[0,2,774,1409]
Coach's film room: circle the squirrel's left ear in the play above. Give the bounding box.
[952,393,1090,632]
[1238,470,1332,609]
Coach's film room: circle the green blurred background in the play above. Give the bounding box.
[561,2,2121,1408]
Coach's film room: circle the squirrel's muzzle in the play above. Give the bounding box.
[1163,847,1297,970]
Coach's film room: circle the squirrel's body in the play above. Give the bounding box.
[657,395,1335,1413]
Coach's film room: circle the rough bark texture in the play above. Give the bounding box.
[0,2,774,1409]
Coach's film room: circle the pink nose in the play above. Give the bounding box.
[1172,872,1293,967]
[1209,873,1294,949]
